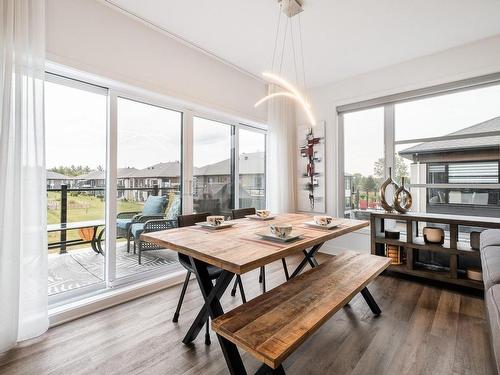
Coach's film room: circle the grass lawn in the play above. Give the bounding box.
[47,192,143,254]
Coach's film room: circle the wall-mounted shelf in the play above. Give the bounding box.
[370,211,500,290]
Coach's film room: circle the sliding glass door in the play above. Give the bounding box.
[45,70,267,306]
[115,97,183,281]
[193,117,234,216]
[238,127,266,209]
[45,74,108,300]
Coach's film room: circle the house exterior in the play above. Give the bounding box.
[399,116,500,218]
[52,153,265,212]
[46,171,74,189]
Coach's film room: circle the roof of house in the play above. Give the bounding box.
[46,171,74,180]
[399,116,500,156]
[129,162,180,178]
[72,152,265,180]
[76,167,139,180]
[195,152,264,176]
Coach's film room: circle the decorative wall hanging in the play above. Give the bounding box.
[393,177,412,213]
[379,167,399,212]
[297,121,325,213]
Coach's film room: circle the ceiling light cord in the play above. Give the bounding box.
[290,18,299,89]
[270,5,282,74]
[298,13,308,101]
[279,17,289,75]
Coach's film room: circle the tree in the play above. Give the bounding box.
[49,165,92,177]
[361,175,378,193]
[374,155,410,185]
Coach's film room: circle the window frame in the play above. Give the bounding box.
[45,63,268,305]
[337,73,500,217]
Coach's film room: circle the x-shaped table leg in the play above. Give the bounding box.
[183,257,247,375]
[289,242,324,279]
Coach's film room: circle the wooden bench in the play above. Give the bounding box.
[212,251,391,374]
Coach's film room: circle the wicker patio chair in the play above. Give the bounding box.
[116,195,169,253]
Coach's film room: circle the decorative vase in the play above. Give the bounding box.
[470,231,481,250]
[380,167,399,212]
[393,177,412,214]
[422,227,445,245]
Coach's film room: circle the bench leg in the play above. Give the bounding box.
[230,277,238,296]
[256,364,286,375]
[361,287,381,316]
[281,258,290,281]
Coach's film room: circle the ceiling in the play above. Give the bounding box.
[107,0,500,88]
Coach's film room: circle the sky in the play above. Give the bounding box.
[45,79,500,177]
[45,82,265,172]
[344,84,500,176]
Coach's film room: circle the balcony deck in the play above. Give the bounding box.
[48,242,182,296]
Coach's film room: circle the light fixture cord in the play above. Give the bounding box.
[290,18,299,88]
[270,4,282,74]
[279,17,289,75]
[298,13,308,100]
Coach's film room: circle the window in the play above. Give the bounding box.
[45,69,267,307]
[395,84,500,218]
[116,97,182,279]
[193,117,234,216]
[239,128,266,209]
[45,75,107,298]
[340,76,500,220]
[343,107,385,219]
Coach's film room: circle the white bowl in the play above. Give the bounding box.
[313,215,333,226]
[256,209,271,218]
[269,224,292,238]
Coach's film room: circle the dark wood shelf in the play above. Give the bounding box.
[370,212,493,290]
[374,236,480,258]
[387,264,483,290]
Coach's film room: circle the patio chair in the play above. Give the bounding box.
[172,212,246,346]
[230,207,290,295]
[130,194,181,264]
[116,195,170,253]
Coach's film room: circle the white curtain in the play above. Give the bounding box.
[266,85,296,213]
[0,0,48,352]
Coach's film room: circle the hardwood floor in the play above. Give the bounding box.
[0,253,495,375]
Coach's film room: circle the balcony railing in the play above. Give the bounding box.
[47,184,179,254]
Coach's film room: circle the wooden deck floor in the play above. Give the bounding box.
[0,253,496,375]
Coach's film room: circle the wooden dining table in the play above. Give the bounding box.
[141,213,368,374]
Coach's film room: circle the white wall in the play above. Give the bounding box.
[46,0,267,123]
[301,34,500,254]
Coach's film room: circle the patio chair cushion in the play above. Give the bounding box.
[165,195,181,221]
[142,195,167,215]
[117,218,132,230]
[130,223,145,239]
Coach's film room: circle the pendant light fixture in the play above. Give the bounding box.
[255,0,316,126]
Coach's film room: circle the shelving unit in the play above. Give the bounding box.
[370,211,500,290]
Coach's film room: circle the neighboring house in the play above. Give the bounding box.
[75,169,106,189]
[49,153,265,211]
[75,167,139,197]
[193,152,265,211]
[399,116,500,217]
[127,162,180,201]
[46,171,74,189]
